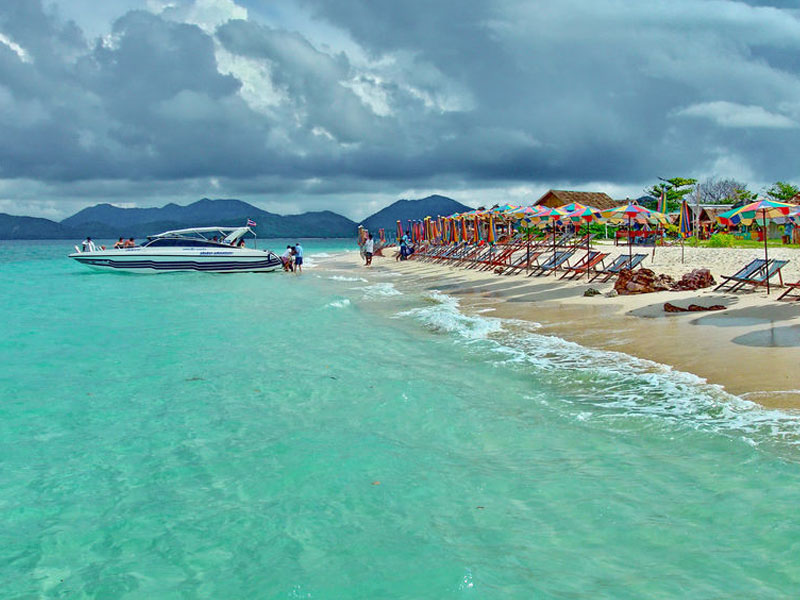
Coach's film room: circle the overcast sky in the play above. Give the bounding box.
[1,0,799,220]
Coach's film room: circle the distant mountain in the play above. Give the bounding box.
[1,195,473,240]
[50,198,357,239]
[0,213,75,239]
[360,195,472,237]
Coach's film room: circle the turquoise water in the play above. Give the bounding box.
[2,239,800,598]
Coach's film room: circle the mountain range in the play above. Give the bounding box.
[0,195,473,240]
[360,194,472,236]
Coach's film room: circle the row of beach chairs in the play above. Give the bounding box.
[411,238,799,299]
[410,234,649,281]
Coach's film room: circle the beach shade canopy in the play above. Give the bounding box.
[558,202,604,279]
[678,200,692,237]
[601,202,669,225]
[601,202,668,263]
[487,213,496,244]
[530,206,567,265]
[715,198,795,293]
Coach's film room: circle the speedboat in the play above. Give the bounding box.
[69,226,283,273]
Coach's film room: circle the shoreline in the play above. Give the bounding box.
[318,247,800,409]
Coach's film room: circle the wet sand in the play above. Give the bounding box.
[322,250,800,409]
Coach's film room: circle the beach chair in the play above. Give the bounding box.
[499,250,544,275]
[727,259,788,292]
[528,250,575,277]
[463,246,496,269]
[472,245,514,271]
[777,279,800,301]
[559,251,609,280]
[477,240,528,271]
[569,233,596,250]
[588,253,646,283]
[714,259,768,292]
[431,242,466,263]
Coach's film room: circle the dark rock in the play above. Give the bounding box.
[664,302,727,313]
[672,268,716,291]
[614,268,674,295]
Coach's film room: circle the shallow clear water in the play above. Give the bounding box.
[2,239,800,598]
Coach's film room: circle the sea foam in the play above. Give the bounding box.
[397,289,800,450]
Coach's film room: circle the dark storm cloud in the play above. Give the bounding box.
[2,0,800,217]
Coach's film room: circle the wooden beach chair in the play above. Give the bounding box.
[777,279,800,301]
[528,250,575,277]
[477,240,527,272]
[463,246,496,269]
[727,260,789,292]
[499,250,544,275]
[714,259,768,292]
[588,253,647,283]
[559,251,610,280]
[431,242,466,263]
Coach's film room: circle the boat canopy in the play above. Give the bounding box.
[149,226,254,240]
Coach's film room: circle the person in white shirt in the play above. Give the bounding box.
[81,237,96,252]
[281,245,294,271]
[364,234,374,266]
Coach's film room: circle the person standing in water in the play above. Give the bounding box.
[294,242,303,274]
[364,233,374,266]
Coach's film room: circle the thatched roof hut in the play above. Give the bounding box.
[533,190,620,211]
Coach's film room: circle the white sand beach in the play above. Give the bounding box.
[320,245,800,408]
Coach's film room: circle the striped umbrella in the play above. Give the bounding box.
[678,200,692,237]
[487,213,496,245]
[602,202,669,263]
[716,198,795,293]
[396,220,403,242]
[657,188,667,214]
[461,217,468,242]
[530,206,567,266]
[558,202,603,279]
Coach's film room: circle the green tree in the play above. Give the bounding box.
[645,177,697,212]
[764,181,799,202]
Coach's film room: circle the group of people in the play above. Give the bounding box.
[280,243,304,273]
[112,237,136,249]
[81,236,135,252]
[396,230,415,261]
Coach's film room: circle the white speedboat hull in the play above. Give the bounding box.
[69,247,283,273]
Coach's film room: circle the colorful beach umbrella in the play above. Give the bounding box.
[559,202,603,279]
[602,202,669,263]
[487,213,496,245]
[716,198,795,293]
[530,206,567,266]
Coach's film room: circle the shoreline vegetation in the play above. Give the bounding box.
[321,246,800,409]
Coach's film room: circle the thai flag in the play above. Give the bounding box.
[247,219,257,227]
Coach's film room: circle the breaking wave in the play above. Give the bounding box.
[396,290,800,451]
[326,298,351,309]
[360,282,402,298]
